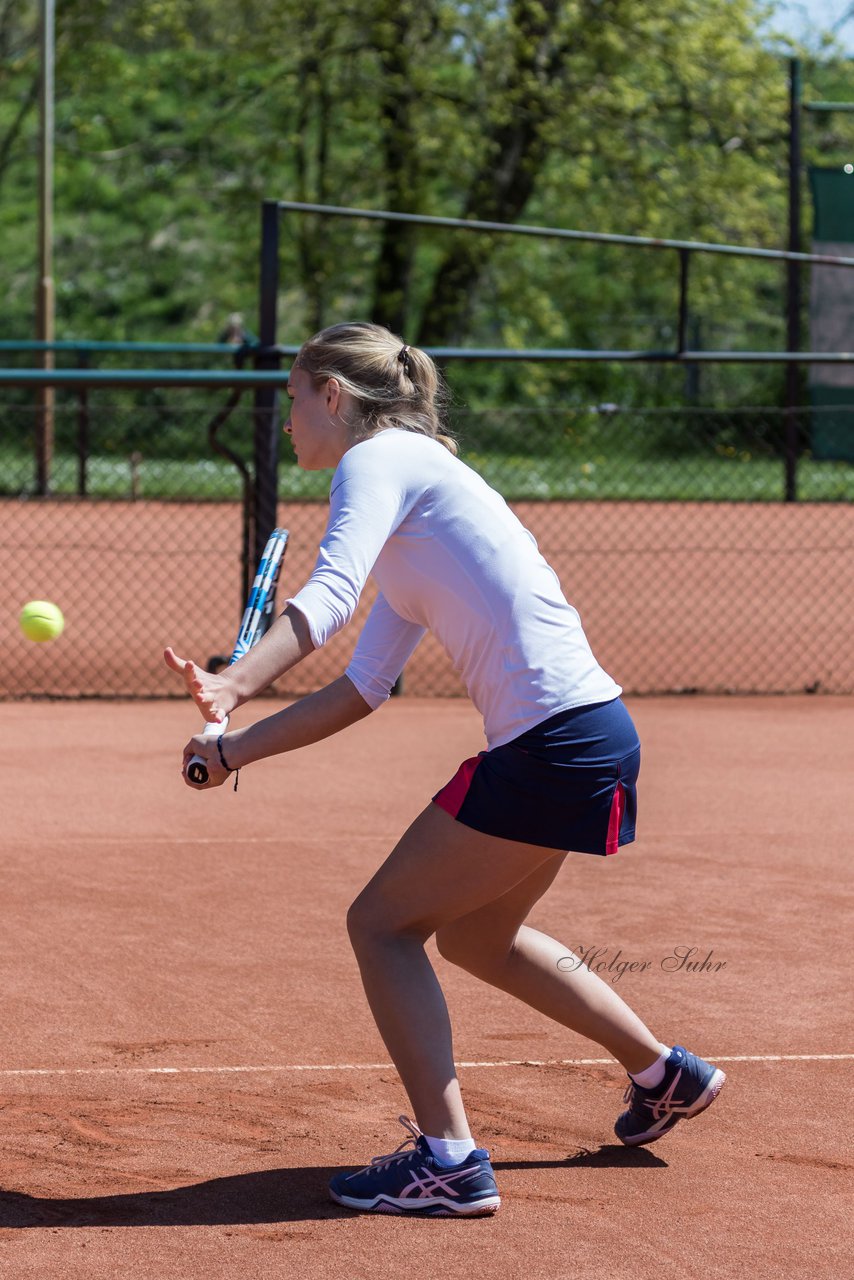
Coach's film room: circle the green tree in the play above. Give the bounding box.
[0,0,831,416]
[0,3,39,197]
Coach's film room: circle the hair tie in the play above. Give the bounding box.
[397,344,411,375]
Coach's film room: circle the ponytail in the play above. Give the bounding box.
[295,322,457,454]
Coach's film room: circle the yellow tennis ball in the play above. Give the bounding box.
[19,600,65,643]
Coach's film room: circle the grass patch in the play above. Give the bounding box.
[1,446,851,502]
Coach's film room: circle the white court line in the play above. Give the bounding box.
[0,1053,851,1079]
[6,834,386,846]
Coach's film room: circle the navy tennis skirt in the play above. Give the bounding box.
[433,698,640,857]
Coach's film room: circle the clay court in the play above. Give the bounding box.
[1,691,851,1278]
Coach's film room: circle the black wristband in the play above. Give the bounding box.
[217,734,239,791]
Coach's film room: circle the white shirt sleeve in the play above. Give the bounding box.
[285,454,409,648]
[345,592,426,708]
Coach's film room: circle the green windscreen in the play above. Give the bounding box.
[808,166,854,462]
[809,167,854,241]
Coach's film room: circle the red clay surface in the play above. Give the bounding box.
[2,696,852,1278]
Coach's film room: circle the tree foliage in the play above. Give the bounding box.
[0,0,848,407]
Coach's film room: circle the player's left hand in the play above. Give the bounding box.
[164,647,237,724]
[181,734,230,788]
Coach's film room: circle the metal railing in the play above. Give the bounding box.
[265,198,854,502]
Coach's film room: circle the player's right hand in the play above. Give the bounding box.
[181,733,230,789]
[164,647,237,724]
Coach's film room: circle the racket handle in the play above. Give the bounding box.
[186,716,229,786]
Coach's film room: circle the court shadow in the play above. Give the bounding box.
[0,1166,350,1229]
[0,1147,665,1228]
[494,1144,667,1171]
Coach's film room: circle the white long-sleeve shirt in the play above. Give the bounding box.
[287,429,620,749]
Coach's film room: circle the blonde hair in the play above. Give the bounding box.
[295,321,458,454]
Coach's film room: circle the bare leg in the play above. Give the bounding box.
[347,804,662,1141]
[435,860,664,1071]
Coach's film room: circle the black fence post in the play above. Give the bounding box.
[76,350,90,496]
[677,248,690,354]
[253,200,282,583]
[785,57,802,502]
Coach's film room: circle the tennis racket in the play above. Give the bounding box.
[186,526,289,786]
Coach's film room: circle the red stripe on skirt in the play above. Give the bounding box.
[605,781,626,856]
[433,754,483,819]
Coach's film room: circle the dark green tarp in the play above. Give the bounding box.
[808,166,854,461]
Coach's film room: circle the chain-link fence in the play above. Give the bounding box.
[3,389,853,699]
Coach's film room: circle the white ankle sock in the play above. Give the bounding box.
[424,1134,477,1166]
[629,1045,672,1089]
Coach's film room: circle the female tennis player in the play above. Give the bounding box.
[165,322,725,1217]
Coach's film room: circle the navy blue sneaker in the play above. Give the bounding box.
[615,1045,726,1147]
[329,1116,501,1216]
